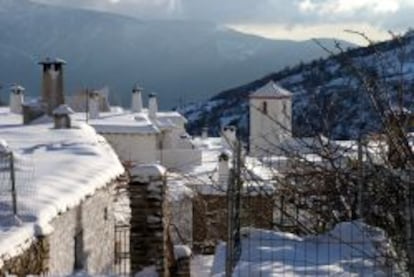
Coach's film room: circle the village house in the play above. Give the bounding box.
[71,84,202,170]
[0,58,125,276]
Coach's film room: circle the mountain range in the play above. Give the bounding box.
[0,0,354,108]
[181,31,414,140]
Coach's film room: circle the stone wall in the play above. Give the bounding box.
[0,238,49,276]
[48,184,116,275]
[193,194,274,254]
[0,182,117,276]
[129,164,172,276]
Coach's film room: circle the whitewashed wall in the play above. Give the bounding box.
[102,133,158,164]
[47,184,115,275]
[160,149,202,170]
[249,97,292,157]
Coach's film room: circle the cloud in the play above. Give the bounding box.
[32,0,413,33]
[299,0,400,15]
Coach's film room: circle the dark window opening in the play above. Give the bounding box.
[74,231,84,271]
[104,207,108,221]
[262,101,268,115]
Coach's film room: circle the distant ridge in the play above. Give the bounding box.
[0,0,354,108]
[181,31,414,139]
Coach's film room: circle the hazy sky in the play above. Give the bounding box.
[33,0,413,45]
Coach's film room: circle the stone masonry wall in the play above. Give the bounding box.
[193,194,273,254]
[129,165,172,276]
[47,183,116,275]
[0,238,49,276]
[1,181,117,276]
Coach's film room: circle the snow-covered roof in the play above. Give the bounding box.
[0,108,124,265]
[72,108,187,135]
[250,81,292,99]
[173,137,276,196]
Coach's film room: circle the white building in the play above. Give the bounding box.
[0,107,124,276]
[76,86,202,170]
[249,81,292,157]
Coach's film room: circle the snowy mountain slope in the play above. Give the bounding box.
[0,0,354,108]
[181,32,414,140]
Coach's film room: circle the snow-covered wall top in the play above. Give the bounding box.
[0,108,124,265]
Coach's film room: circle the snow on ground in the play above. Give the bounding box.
[191,255,215,277]
[0,108,124,265]
[211,221,398,276]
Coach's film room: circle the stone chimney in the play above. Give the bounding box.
[221,126,237,148]
[38,57,66,115]
[148,93,158,119]
[218,152,230,185]
[53,104,74,129]
[9,84,24,114]
[88,91,100,119]
[131,84,143,113]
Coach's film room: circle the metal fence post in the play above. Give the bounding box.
[9,152,17,215]
[226,168,235,277]
[226,140,242,277]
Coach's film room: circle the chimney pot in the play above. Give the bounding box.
[148,93,158,119]
[131,83,143,113]
[39,57,66,115]
[88,91,100,119]
[53,104,74,129]
[218,152,230,185]
[221,126,237,148]
[9,84,25,114]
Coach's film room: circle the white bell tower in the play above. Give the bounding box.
[249,81,292,157]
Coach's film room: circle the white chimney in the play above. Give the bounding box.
[88,91,100,119]
[202,127,208,139]
[131,83,143,113]
[221,126,237,148]
[9,85,25,114]
[148,93,158,119]
[218,152,230,185]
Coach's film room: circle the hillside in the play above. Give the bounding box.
[0,0,354,108]
[181,32,414,139]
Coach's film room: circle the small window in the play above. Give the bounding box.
[104,207,108,221]
[74,231,84,271]
[262,101,268,115]
[282,100,287,115]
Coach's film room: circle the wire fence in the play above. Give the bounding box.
[0,151,35,224]
[216,140,410,276]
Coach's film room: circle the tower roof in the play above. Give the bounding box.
[250,81,292,99]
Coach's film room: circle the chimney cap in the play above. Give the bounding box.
[149,92,157,98]
[38,57,67,65]
[132,83,143,93]
[10,84,25,93]
[53,104,74,116]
